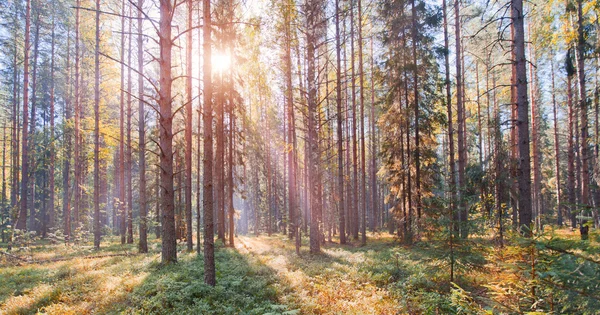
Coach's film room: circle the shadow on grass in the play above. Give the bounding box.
[119,245,296,315]
[0,267,50,304]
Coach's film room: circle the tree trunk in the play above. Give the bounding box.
[185,0,194,251]
[16,0,31,231]
[126,4,134,244]
[202,0,216,285]
[513,0,533,234]
[335,0,345,245]
[159,0,177,264]
[306,0,322,254]
[93,0,101,249]
[73,0,82,232]
[443,0,457,241]
[568,74,577,229]
[551,56,563,226]
[138,0,148,253]
[577,0,590,239]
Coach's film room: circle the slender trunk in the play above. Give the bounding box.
[307,0,321,253]
[203,0,216,285]
[47,11,56,231]
[350,2,359,240]
[369,38,377,232]
[358,0,367,245]
[138,0,148,253]
[126,4,134,244]
[443,0,457,242]
[93,0,101,249]
[16,0,31,231]
[119,0,126,243]
[62,29,71,240]
[568,74,577,229]
[551,57,563,226]
[335,0,345,244]
[577,0,590,239]
[73,0,81,232]
[412,0,421,235]
[185,0,194,251]
[455,0,467,237]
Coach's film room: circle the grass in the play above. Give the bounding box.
[1,228,598,314]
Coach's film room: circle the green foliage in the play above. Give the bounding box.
[126,248,290,315]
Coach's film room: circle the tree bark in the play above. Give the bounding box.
[16,0,31,231]
[513,0,533,234]
[203,0,216,285]
[138,0,148,253]
[159,0,177,264]
[185,0,194,251]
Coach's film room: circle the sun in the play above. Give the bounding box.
[212,53,231,73]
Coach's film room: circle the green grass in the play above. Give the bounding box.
[1,229,598,314]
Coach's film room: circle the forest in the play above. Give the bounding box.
[1,0,600,313]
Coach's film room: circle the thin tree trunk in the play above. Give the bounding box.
[358,0,367,245]
[119,0,126,244]
[551,56,563,226]
[48,10,56,231]
[138,0,148,253]
[412,0,421,237]
[126,4,134,244]
[568,74,577,229]
[185,0,194,251]
[443,0,457,246]
[62,29,71,240]
[16,0,31,231]
[577,0,590,239]
[93,0,101,249]
[73,0,81,232]
[335,0,345,244]
[455,0,467,238]
[203,0,216,285]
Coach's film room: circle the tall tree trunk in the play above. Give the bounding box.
[443,0,457,243]
[568,73,577,229]
[62,29,72,240]
[411,0,422,237]
[138,0,148,253]
[49,10,56,231]
[307,0,322,254]
[335,0,345,244]
[369,37,377,232]
[513,0,533,234]
[577,0,590,239]
[159,0,177,264]
[185,0,194,251]
[16,0,31,231]
[119,0,126,243]
[528,35,542,230]
[349,2,359,240]
[551,56,563,226]
[455,0,467,238]
[358,0,367,245]
[73,0,82,232]
[93,0,101,249]
[203,0,216,285]
[126,4,134,244]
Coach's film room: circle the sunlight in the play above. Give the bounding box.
[212,52,231,73]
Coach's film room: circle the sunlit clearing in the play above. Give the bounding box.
[213,53,231,73]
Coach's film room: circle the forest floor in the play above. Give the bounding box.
[0,229,595,314]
